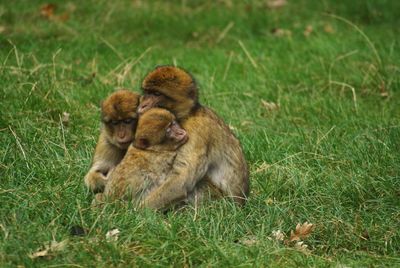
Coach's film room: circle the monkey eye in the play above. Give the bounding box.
[123,118,135,124]
[111,120,119,126]
[153,92,162,96]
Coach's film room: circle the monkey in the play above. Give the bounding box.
[137,65,249,210]
[95,108,189,204]
[84,90,140,193]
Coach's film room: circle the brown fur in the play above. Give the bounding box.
[140,66,199,119]
[138,66,249,209]
[84,90,140,192]
[98,108,188,203]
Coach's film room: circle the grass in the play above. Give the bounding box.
[1,0,399,266]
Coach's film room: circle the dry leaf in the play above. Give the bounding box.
[304,25,313,37]
[240,235,258,246]
[40,4,56,19]
[0,26,6,34]
[106,229,120,241]
[40,3,71,22]
[271,230,285,241]
[261,99,280,111]
[294,241,310,254]
[290,222,314,242]
[266,0,287,9]
[28,239,68,259]
[62,112,70,125]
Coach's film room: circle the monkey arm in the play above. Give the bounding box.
[84,133,125,192]
[141,136,209,210]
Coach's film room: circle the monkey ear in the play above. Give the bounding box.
[135,138,150,149]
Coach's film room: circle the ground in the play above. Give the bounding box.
[0,0,399,267]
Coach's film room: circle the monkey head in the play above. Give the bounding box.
[101,90,140,149]
[138,66,199,119]
[134,108,188,151]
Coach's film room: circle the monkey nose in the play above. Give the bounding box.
[137,104,149,114]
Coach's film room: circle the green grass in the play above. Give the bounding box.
[1,0,399,266]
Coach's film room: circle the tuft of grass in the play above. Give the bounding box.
[1,0,399,266]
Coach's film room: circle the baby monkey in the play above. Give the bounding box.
[96,108,189,205]
[84,90,140,193]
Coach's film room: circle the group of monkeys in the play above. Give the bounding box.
[83,66,250,210]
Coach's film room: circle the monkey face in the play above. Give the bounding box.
[134,108,188,151]
[101,90,140,149]
[104,118,137,149]
[139,66,199,119]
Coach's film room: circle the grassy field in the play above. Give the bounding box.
[1,0,399,266]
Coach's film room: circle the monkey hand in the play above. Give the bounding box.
[84,170,108,193]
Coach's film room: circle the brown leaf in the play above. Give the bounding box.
[271,230,285,241]
[106,228,120,241]
[266,0,287,9]
[294,241,311,254]
[290,222,314,242]
[61,112,70,125]
[28,239,68,259]
[240,235,258,246]
[40,4,56,19]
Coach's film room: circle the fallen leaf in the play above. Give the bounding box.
[304,25,313,37]
[49,240,68,251]
[294,241,310,254]
[266,0,287,9]
[40,3,72,22]
[40,4,56,19]
[29,248,49,259]
[261,99,280,111]
[61,112,70,125]
[240,235,258,246]
[290,222,314,242]
[271,230,285,241]
[106,228,120,241]
[28,239,68,259]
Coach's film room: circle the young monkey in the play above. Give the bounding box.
[84,90,140,193]
[96,108,189,204]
